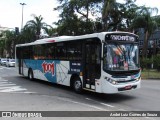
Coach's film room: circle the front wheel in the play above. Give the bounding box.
[73,77,82,93]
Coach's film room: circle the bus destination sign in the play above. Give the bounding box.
[105,34,138,42]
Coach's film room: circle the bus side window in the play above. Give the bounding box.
[22,46,33,59]
[35,45,46,60]
[46,44,55,59]
[67,42,82,61]
[55,43,67,60]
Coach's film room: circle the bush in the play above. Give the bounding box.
[153,55,160,71]
[140,57,152,70]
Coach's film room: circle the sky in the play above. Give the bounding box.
[0,0,160,30]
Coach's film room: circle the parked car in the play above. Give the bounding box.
[6,59,15,67]
[0,58,7,66]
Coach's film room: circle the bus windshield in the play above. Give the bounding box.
[103,43,139,71]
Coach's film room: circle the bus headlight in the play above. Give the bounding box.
[136,77,141,81]
[105,77,117,85]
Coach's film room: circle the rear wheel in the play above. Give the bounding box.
[28,69,34,80]
[73,77,82,93]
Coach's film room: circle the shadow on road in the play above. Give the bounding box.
[3,76,137,103]
[85,91,136,103]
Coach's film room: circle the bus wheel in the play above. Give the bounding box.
[28,69,34,80]
[73,77,82,93]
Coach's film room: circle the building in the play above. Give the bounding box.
[138,28,160,57]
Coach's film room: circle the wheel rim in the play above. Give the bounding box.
[74,81,81,90]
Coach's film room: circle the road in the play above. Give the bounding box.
[0,66,160,120]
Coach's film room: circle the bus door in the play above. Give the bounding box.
[17,47,23,75]
[83,39,101,90]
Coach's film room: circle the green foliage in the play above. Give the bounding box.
[132,7,158,58]
[54,0,152,33]
[0,30,16,58]
[153,55,160,71]
[141,69,160,79]
[54,0,100,35]
[140,57,152,70]
[24,14,52,40]
[155,15,160,27]
[140,55,160,71]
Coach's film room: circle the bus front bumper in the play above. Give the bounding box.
[102,80,141,94]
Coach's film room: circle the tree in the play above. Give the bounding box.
[25,14,49,39]
[102,0,124,31]
[43,27,57,37]
[54,0,101,35]
[0,30,16,58]
[19,26,36,43]
[120,0,139,31]
[132,6,158,58]
[155,15,160,28]
[0,36,5,57]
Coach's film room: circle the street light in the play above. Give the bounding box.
[20,3,26,30]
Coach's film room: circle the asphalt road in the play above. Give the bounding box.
[0,66,160,120]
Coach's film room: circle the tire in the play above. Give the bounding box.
[73,77,82,93]
[28,69,34,80]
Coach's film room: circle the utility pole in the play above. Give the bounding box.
[20,3,26,30]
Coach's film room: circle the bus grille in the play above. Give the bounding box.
[117,79,136,83]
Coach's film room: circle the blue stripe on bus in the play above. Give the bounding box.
[24,59,60,83]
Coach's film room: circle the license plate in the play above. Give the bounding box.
[124,85,132,90]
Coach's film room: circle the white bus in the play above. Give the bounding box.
[15,32,141,94]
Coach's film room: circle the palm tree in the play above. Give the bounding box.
[43,27,57,37]
[25,14,48,40]
[20,26,36,43]
[132,6,158,58]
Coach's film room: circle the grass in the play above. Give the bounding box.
[141,69,160,79]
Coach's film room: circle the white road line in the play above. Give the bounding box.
[0,82,12,84]
[56,97,108,111]
[0,86,27,92]
[0,86,26,89]
[23,91,36,94]
[0,80,8,82]
[0,66,10,69]
[100,102,115,108]
[0,77,34,93]
[0,82,10,84]
[86,97,115,108]
[118,108,127,111]
[0,84,16,86]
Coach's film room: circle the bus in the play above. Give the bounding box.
[15,32,141,94]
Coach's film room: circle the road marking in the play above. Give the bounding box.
[54,96,108,111]
[0,80,8,81]
[100,102,115,108]
[0,84,16,86]
[0,86,27,92]
[86,97,115,108]
[0,77,35,93]
[0,66,11,69]
[0,81,12,83]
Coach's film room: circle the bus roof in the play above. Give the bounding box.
[16,31,138,47]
